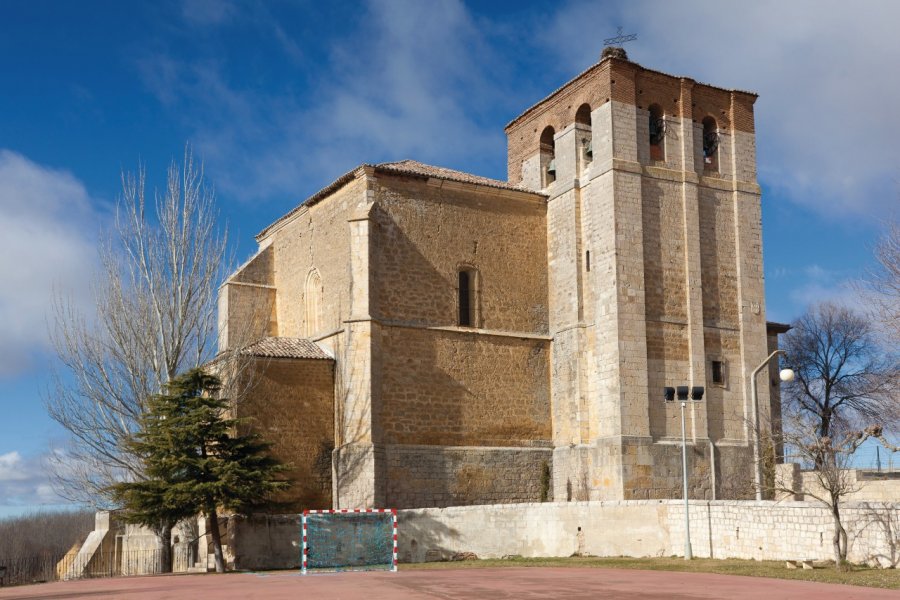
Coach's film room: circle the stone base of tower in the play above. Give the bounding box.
[553,437,755,501]
[335,444,555,509]
[332,442,386,509]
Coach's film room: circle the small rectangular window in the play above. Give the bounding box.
[711,360,724,385]
[585,250,591,272]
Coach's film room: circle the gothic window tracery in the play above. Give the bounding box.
[305,268,324,336]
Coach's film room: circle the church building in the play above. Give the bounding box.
[218,48,783,510]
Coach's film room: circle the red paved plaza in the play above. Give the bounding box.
[0,568,895,599]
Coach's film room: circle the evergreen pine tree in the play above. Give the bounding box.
[110,369,289,573]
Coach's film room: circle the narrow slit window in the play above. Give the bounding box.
[458,270,472,327]
[585,250,591,272]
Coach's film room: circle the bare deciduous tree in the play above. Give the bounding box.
[47,147,228,508]
[772,414,899,568]
[863,219,900,344]
[782,302,899,441]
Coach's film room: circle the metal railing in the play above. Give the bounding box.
[0,548,194,587]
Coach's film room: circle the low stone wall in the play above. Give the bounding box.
[776,464,900,503]
[799,470,900,503]
[398,500,900,567]
[228,514,301,571]
[227,500,899,570]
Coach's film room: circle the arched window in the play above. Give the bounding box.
[702,116,719,171]
[457,267,478,327]
[305,268,323,336]
[575,103,591,126]
[540,126,556,187]
[649,104,665,161]
[575,103,593,169]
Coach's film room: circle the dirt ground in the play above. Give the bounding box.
[0,567,896,600]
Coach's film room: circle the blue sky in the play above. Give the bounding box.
[1,0,898,515]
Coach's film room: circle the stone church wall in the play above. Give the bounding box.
[378,326,550,447]
[369,174,548,333]
[357,173,552,507]
[267,177,365,340]
[238,357,335,511]
[385,445,552,509]
[220,53,779,512]
[506,62,612,186]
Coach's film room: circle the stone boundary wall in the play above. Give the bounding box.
[226,500,899,570]
[799,470,900,503]
[229,514,301,571]
[776,464,900,503]
[399,500,900,567]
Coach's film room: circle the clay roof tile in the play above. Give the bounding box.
[239,337,333,360]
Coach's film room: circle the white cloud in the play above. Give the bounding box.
[138,0,507,202]
[0,451,62,507]
[0,452,29,482]
[0,150,99,377]
[545,0,900,221]
[139,0,900,224]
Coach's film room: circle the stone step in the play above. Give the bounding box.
[187,562,214,573]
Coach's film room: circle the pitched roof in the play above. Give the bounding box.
[240,337,333,360]
[256,160,543,240]
[374,160,534,193]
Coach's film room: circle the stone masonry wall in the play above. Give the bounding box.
[506,62,611,186]
[238,357,335,511]
[378,326,550,447]
[385,445,552,508]
[229,514,301,571]
[370,175,548,333]
[266,178,365,340]
[225,500,899,569]
[798,470,900,503]
[399,500,900,567]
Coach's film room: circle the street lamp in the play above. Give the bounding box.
[749,350,795,501]
[665,384,704,560]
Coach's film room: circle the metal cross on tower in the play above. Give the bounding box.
[603,26,637,47]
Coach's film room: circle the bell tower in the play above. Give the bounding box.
[506,48,771,500]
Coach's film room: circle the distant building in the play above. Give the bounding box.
[219,48,784,510]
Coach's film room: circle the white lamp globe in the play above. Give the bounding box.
[779,368,795,382]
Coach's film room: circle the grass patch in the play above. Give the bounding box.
[400,556,900,589]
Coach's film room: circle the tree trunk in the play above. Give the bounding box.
[819,413,830,439]
[158,524,173,574]
[831,505,848,569]
[207,508,226,573]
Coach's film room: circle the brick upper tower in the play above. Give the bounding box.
[506,49,770,500]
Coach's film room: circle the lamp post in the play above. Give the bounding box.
[665,385,703,560]
[749,350,795,501]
